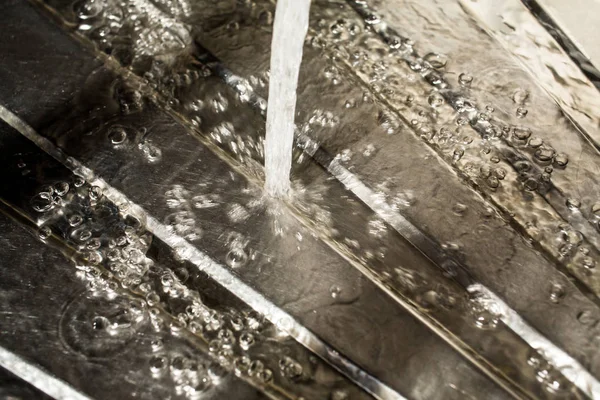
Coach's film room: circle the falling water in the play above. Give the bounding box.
[264,0,311,198]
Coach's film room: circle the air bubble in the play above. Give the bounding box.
[549,283,565,304]
[38,226,52,240]
[535,147,555,162]
[150,356,167,374]
[108,126,128,145]
[279,356,303,380]
[513,127,532,140]
[234,356,251,375]
[329,284,344,299]
[31,192,55,213]
[225,248,248,268]
[516,107,528,118]
[554,153,569,167]
[458,73,473,86]
[424,52,447,69]
[89,186,103,201]
[364,13,381,25]
[512,89,529,104]
[54,182,70,196]
[427,92,444,107]
[566,198,581,210]
[239,331,255,350]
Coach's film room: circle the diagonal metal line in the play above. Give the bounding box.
[520,0,600,91]
[0,345,93,400]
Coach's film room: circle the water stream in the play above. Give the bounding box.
[264,0,311,198]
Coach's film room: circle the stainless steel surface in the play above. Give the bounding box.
[0,0,599,399]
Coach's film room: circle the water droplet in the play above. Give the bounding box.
[31,192,55,212]
[554,153,569,167]
[458,73,473,86]
[239,331,255,350]
[149,355,167,374]
[38,226,52,240]
[577,310,596,325]
[108,126,128,145]
[424,52,447,69]
[528,137,543,148]
[329,285,341,298]
[279,356,303,380]
[54,182,70,196]
[510,89,529,106]
[549,283,565,304]
[364,13,381,25]
[427,92,444,107]
[513,127,532,140]
[535,147,555,162]
[225,248,248,268]
[566,198,581,210]
[89,186,102,201]
[516,107,528,118]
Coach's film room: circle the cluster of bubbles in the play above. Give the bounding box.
[306,0,600,296]
[66,0,600,283]
[527,351,575,396]
[30,169,363,398]
[72,0,192,66]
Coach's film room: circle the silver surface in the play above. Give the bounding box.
[0,0,600,399]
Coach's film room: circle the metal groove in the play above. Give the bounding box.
[0,346,92,400]
[520,0,600,91]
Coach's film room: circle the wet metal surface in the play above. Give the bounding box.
[1,0,600,399]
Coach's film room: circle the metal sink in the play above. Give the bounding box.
[0,0,599,399]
